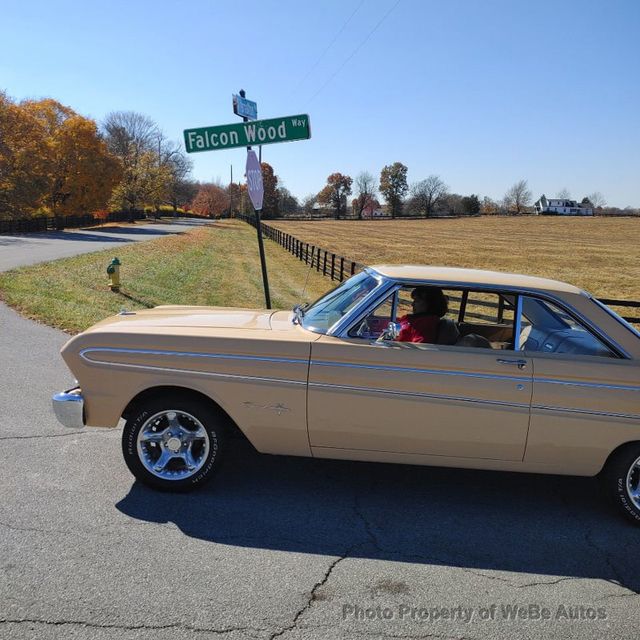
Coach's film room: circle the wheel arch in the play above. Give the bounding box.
[598,440,640,476]
[121,385,250,444]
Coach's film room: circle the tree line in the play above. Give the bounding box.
[2,90,634,221]
[308,165,622,219]
[0,91,200,220]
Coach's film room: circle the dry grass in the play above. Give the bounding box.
[0,220,331,334]
[269,217,640,301]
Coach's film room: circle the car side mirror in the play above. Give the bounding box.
[378,321,401,342]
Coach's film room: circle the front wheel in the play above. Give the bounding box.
[122,396,224,492]
[602,444,640,524]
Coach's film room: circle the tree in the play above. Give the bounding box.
[277,186,299,216]
[0,92,50,218]
[587,192,606,209]
[190,183,229,217]
[103,111,161,217]
[556,188,571,199]
[302,194,317,216]
[353,171,377,219]
[379,162,408,218]
[318,173,353,219]
[409,175,448,217]
[1,96,120,218]
[480,196,499,215]
[504,179,532,214]
[461,194,481,215]
[260,162,279,218]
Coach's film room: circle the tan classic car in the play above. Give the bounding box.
[53,266,640,523]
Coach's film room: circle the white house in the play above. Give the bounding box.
[534,195,593,216]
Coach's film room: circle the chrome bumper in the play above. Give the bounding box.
[52,388,85,429]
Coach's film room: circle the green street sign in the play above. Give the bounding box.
[184,114,311,153]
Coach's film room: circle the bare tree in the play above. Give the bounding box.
[103,111,162,218]
[556,188,571,199]
[353,171,377,219]
[410,175,449,217]
[587,192,606,208]
[504,179,532,214]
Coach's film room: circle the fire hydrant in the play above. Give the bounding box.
[107,257,121,292]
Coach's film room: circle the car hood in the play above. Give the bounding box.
[83,305,277,332]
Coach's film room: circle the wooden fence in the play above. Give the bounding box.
[0,211,147,234]
[236,213,640,325]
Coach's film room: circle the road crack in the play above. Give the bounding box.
[0,617,266,637]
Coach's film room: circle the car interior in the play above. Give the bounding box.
[350,285,616,357]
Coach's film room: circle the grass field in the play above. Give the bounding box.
[0,221,330,334]
[269,217,640,301]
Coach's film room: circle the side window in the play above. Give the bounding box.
[458,291,516,349]
[519,296,615,358]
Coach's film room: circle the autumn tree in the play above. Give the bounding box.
[410,175,448,217]
[191,183,229,218]
[260,162,279,219]
[318,173,353,219]
[0,92,50,218]
[353,171,377,219]
[23,99,121,216]
[480,196,499,215]
[504,179,532,214]
[379,162,408,218]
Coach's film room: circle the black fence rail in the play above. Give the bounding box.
[236,213,640,325]
[0,211,149,234]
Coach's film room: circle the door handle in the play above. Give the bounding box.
[496,358,528,370]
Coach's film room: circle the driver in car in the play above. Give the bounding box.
[397,286,448,343]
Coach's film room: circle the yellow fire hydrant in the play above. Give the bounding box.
[107,257,121,292]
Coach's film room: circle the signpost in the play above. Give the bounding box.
[245,150,270,308]
[183,91,311,310]
[184,114,311,153]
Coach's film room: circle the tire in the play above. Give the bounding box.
[601,444,640,525]
[122,395,224,492]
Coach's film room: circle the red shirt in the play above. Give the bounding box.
[397,314,439,343]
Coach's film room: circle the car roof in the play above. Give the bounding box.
[368,265,586,295]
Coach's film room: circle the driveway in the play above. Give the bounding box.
[0,220,638,640]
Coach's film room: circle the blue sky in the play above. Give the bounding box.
[2,0,639,206]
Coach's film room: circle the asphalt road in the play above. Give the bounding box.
[1,220,638,640]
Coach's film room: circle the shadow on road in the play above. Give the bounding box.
[116,441,639,593]
[0,230,138,244]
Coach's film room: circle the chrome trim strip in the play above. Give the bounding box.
[532,404,640,421]
[77,358,306,386]
[310,381,530,410]
[534,377,640,392]
[80,347,308,366]
[514,294,523,351]
[310,359,530,383]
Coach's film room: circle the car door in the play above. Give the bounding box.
[517,295,640,473]
[307,287,534,461]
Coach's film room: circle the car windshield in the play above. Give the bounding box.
[301,271,380,334]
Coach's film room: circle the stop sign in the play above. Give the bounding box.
[245,150,264,211]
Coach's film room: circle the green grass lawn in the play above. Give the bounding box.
[0,220,331,334]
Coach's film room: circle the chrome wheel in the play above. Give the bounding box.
[626,455,640,509]
[136,410,211,480]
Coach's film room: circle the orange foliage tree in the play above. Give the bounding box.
[191,183,230,218]
[21,99,122,216]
